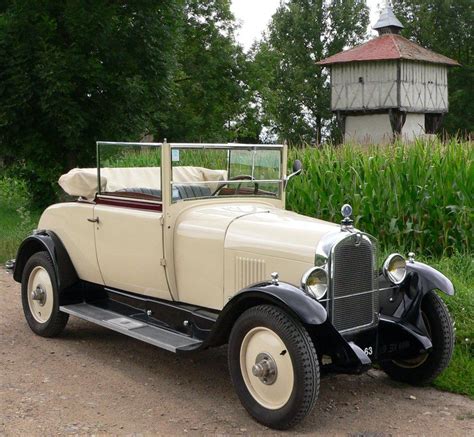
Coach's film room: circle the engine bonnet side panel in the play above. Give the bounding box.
[224,209,339,299]
[173,203,272,309]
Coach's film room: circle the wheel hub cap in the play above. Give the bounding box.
[31,285,46,306]
[252,352,278,385]
[27,266,54,323]
[240,327,294,410]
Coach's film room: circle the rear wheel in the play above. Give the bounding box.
[228,305,319,430]
[380,291,454,385]
[21,252,69,337]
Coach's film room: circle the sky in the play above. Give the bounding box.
[230,0,385,51]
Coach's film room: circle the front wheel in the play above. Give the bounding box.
[380,291,454,385]
[21,251,69,337]
[228,305,319,430]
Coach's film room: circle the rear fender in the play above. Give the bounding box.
[13,231,79,293]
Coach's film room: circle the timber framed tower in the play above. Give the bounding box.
[317,2,459,144]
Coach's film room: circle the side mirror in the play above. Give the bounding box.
[292,159,303,173]
[284,159,303,188]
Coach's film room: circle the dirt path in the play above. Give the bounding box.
[1,268,473,436]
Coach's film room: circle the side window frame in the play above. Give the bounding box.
[95,141,164,211]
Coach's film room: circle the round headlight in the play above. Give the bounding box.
[302,267,328,300]
[383,253,407,285]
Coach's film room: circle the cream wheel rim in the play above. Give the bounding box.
[240,327,294,410]
[27,266,54,323]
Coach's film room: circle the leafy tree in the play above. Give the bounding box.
[392,0,473,137]
[251,0,369,144]
[163,0,248,142]
[0,0,183,204]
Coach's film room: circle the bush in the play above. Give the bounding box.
[0,174,39,261]
[0,174,32,209]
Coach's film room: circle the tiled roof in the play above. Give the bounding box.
[317,34,459,66]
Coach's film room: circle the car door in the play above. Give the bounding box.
[93,200,171,300]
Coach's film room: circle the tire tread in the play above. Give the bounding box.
[21,251,69,337]
[228,304,319,429]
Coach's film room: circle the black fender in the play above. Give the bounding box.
[13,230,79,292]
[406,261,455,296]
[388,261,454,336]
[376,315,433,361]
[203,281,327,347]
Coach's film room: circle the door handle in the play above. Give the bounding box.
[87,217,99,223]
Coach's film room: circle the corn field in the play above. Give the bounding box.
[287,139,473,257]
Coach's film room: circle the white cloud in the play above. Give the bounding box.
[231,0,387,50]
[230,0,281,50]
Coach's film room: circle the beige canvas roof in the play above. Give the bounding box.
[59,166,227,199]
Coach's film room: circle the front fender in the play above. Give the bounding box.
[384,261,454,335]
[203,281,327,347]
[406,261,455,296]
[230,282,328,324]
[13,230,78,292]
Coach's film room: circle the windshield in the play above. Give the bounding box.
[170,144,283,202]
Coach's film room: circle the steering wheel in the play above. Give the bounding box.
[212,175,259,196]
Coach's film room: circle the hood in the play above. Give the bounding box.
[225,206,339,264]
[173,201,340,309]
[174,202,274,238]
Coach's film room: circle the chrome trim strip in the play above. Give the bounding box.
[95,141,284,149]
[332,287,378,300]
[169,143,284,149]
[96,194,163,205]
[170,179,283,185]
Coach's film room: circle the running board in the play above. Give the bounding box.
[60,303,202,353]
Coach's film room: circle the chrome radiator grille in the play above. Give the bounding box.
[331,234,378,333]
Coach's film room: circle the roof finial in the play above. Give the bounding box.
[373,1,404,35]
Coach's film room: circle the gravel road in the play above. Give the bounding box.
[1,267,473,436]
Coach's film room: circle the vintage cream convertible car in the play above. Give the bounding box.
[12,141,455,429]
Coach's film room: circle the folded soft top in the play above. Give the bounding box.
[58,166,227,199]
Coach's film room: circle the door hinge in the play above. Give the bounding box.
[160,216,164,226]
[160,258,167,266]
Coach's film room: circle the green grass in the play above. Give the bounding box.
[427,255,474,398]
